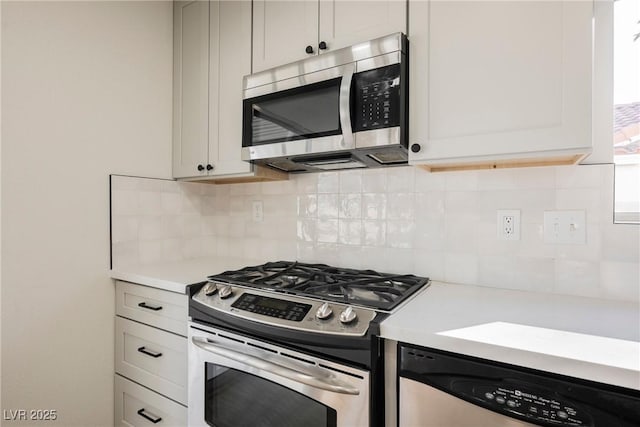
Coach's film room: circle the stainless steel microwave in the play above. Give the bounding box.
[241,33,408,173]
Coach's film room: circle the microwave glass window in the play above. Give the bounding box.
[249,78,341,145]
[204,364,337,427]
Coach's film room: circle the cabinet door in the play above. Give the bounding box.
[208,0,252,176]
[252,0,319,73]
[173,1,210,178]
[319,0,407,53]
[409,0,593,169]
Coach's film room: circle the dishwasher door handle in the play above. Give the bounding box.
[191,336,360,396]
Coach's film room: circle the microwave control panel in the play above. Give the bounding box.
[352,63,402,132]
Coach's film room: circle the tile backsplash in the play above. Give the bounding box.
[111,163,640,302]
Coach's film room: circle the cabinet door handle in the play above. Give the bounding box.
[137,408,162,424]
[206,164,214,171]
[137,302,162,311]
[137,346,163,358]
[197,164,205,171]
[305,45,314,54]
[319,41,327,50]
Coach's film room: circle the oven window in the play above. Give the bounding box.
[205,364,337,427]
[245,78,342,146]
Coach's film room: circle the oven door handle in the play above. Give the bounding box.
[339,64,355,149]
[191,337,360,396]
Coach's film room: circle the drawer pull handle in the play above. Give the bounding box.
[138,302,162,311]
[137,408,162,424]
[137,346,163,358]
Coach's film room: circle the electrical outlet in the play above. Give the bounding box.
[497,210,520,241]
[252,200,264,222]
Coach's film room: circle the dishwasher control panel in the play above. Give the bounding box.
[455,380,588,426]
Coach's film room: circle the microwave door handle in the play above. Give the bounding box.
[339,64,355,149]
[191,337,360,396]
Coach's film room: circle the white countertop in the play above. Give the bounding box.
[109,261,640,390]
[381,281,640,391]
[109,256,262,293]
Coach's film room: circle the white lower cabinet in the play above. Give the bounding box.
[115,375,187,427]
[114,281,188,424]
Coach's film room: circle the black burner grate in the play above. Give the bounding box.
[207,261,429,311]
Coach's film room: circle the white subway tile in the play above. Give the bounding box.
[477,189,555,224]
[111,241,139,268]
[600,261,640,302]
[361,169,387,193]
[201,216,217,237]
[111,216,139,243]
[415,192,446,221]
[317,219,339,243]
[513,257,555,293]
[315,243,340,265]
[413,219,445,251]
[201,195,217,216]
[228,196,246,217]
[340,194,362,219]
[601,165,615,224]
[112,190,139,215]
[413,250,445,281]
[362,193,387,220]
[335,246,364,269]
[517,223,555,258]
[387,167,415,193]
[161,238,184,262]
[297,219,317,242]
[276,241,298,260]
[213,216,231,237]
[476,221,513,256]
[445,191,479,220]
[601,223,640,263]
[139,240,165,265]
[317,194,339,219]
[138,215,165,240]
[202,236,217,257]
[294,173,318,194]
[555,222,602,262]
[363,221,386,247]
[386,221,415,248]
[138,178,169,192]
[360,246,389,271]
[339,219,362,245]
[382,248,414,274]
[228,218,245,238]
[478,255,516,289]
[161,192,182,215]
[556,188,602,223]
[477,166,555,190]
[444,252,479,285]
[444,215,478,253]
[444,170,478,191]
[111,175,140,191]
[180,214,202,238]
[138,191,162,214]
[228,183,247,195]
[317,172,340,193]
[554,260,600,298]
[555,164,603,189]
[296,242,317,263]
[387,193,415,220]
[339,170,363,193]
[297,194,318,218]
[414,169,446,192]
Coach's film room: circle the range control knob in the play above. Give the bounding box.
[218,285,233,299]
[410,143,421,153]
[316,302,333,320]
[203,282,218,296]
[339,306,357,324]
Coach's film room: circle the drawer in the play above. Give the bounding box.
[115,317,187,405]
[115,375,186,427]
[116,281,187,336]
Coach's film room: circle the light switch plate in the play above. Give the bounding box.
[543,210,586,244]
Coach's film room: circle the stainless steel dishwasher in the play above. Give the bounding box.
[398,343,640,427]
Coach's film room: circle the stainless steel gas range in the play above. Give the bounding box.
[187,261,429,427]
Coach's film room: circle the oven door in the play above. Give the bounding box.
[188,323,370,427]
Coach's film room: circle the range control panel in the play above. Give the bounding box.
[352,63,402,132]
[453,380,589,426]
[231,293,311,322]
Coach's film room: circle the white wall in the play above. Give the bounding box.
[1,2,173,426]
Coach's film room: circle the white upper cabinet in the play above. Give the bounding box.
[252,0,407,73]
[408,0,594,171]
[175,0,277,180]
[173,1,210,178]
